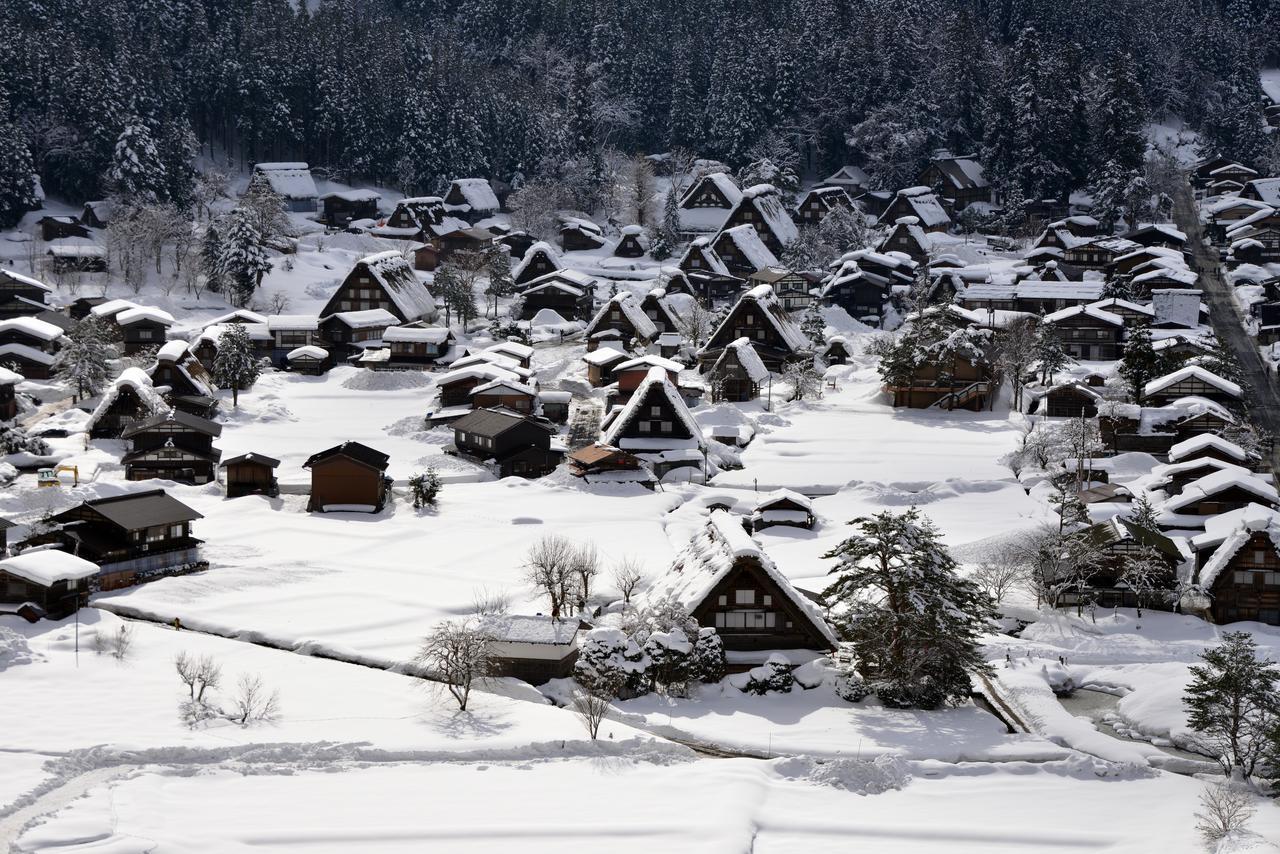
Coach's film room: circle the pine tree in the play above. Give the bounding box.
[800,305,826,347]
[211,324,261,408]
[1198,334,1243,384]
[1183,632,1280,779]
[693,627,726,683]
[53,317,111,402]
[409,467,443,509]
[1125,494,1161,532]
[822,507,996,709]
[0,97,38,228]
[483,244,514,318]
[107,116,167,203]
[573,627,649,697]
[1033,322,1073,384]
[1118,324,1160,402]
[218,207,271,307]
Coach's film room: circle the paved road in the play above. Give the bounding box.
[1171,181,1280,475]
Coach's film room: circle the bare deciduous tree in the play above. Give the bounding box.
[993,317,1038,411]
[93,623,135,660]
[524,534,579,619]
[471,586,511,617]
[231,673,280,725]
[174,651,222,702]
[970,542,1028,605]
[1195,782,1255,845]
[571,686,613,740]
[416,620,494,711]
[571,542,599,610]
[612,556,644,605]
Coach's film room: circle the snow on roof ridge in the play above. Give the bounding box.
[1144,365,1242,398]
[1168,434,1247,462]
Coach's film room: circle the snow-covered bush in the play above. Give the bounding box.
[741,653,795,695]
[409,467,443,509]
[0,423,50,456]
[574,627,648,697]
[643,628,694,696]
[693,627,726,683]
[0,626,33,671]
[834,671,872,703]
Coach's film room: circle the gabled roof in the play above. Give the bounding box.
[383,326,451,344]
[0,549,99,586]
[251,162,318,200]
[1084,517,1181,561]
[1041,304,1124,327]
[1192,504,1280,590]
[928,156,989,191]
[120,408,222,439]
[470,378,537,398]
[61,488,203,530]
[754,488,814,513]
[1242,177,1280,206]
[0,342,55,365]
[452,407,552,438]
[1168,434,1249,463]
[710,337,770,384]
[446,178,500,212]
[601,366,703,451]
[267,315,319,332]
[680,172,742,208]
[0,316,64,342]
[584,292,659,341]
[353,251,436,320]
[701,284,809,356]
[677,238,731,277]
[303,441,390,472]
[884,187,950,228]
[1143,366,1242,399]
[1161,470,1279,514]
[87,368,168,430]
[220,452,280,468]
[714,224,779,271]
[732,184,799,246]
[485,341,534,361]
[116,306,175,327]
[648,511,837,648]
[511,241,562,282]
[329,308,399,329]
[0,268,52,292]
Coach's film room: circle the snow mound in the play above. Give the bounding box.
[341,370,432,391]
[530,309,568,326]
[774,754,911,795]
[0,626,34,670]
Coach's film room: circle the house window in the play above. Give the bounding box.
[650,406,661,417]
[1254,551,1268,564]
[718,595,727,606]
[137,329,154,340]
[735,589,755,605]
[638,421,651,433]
[762,594,772,606]
[661,421,672,432]
[169,524,184,538]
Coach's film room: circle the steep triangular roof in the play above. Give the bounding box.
[701,284,810,357]
[583,292,659,342]
[647,511,837,648]
[600,366,703,451]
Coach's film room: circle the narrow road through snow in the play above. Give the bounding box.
[1172,180,1280,475]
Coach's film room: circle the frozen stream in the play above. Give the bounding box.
[1056,689,1209,765]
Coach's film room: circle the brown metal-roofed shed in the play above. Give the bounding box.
[303,442,392,512]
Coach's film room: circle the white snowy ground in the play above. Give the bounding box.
[17,755,1276,854]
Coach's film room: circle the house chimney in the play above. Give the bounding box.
[1152,288,1201,329]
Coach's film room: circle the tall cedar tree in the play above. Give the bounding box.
[1183,632,1280,780]
[1118,325,1162,403]
[211,325,261,408]
[0,96,38,228]
[822,508,996,709]
[53,317,112,402]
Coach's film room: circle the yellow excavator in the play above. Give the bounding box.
[36,464,79,487]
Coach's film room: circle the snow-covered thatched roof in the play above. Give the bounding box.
[711,337,769,384]
[680,171,742,208]
[0,342,55,366]
[356,251,437,321]
[252,162,318,200]
[704,284,809,356]
[584,292,658,341]
[1192,503,1280,590]
[446,178,500,212]
[88,368,168,430]
[647,511,837,647]
[512,241,562,281]
[678,238,731,277]
[1041,304,1124,327]
[715,224,779,271]
[601,366,703,451]
[736,184,799,246]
